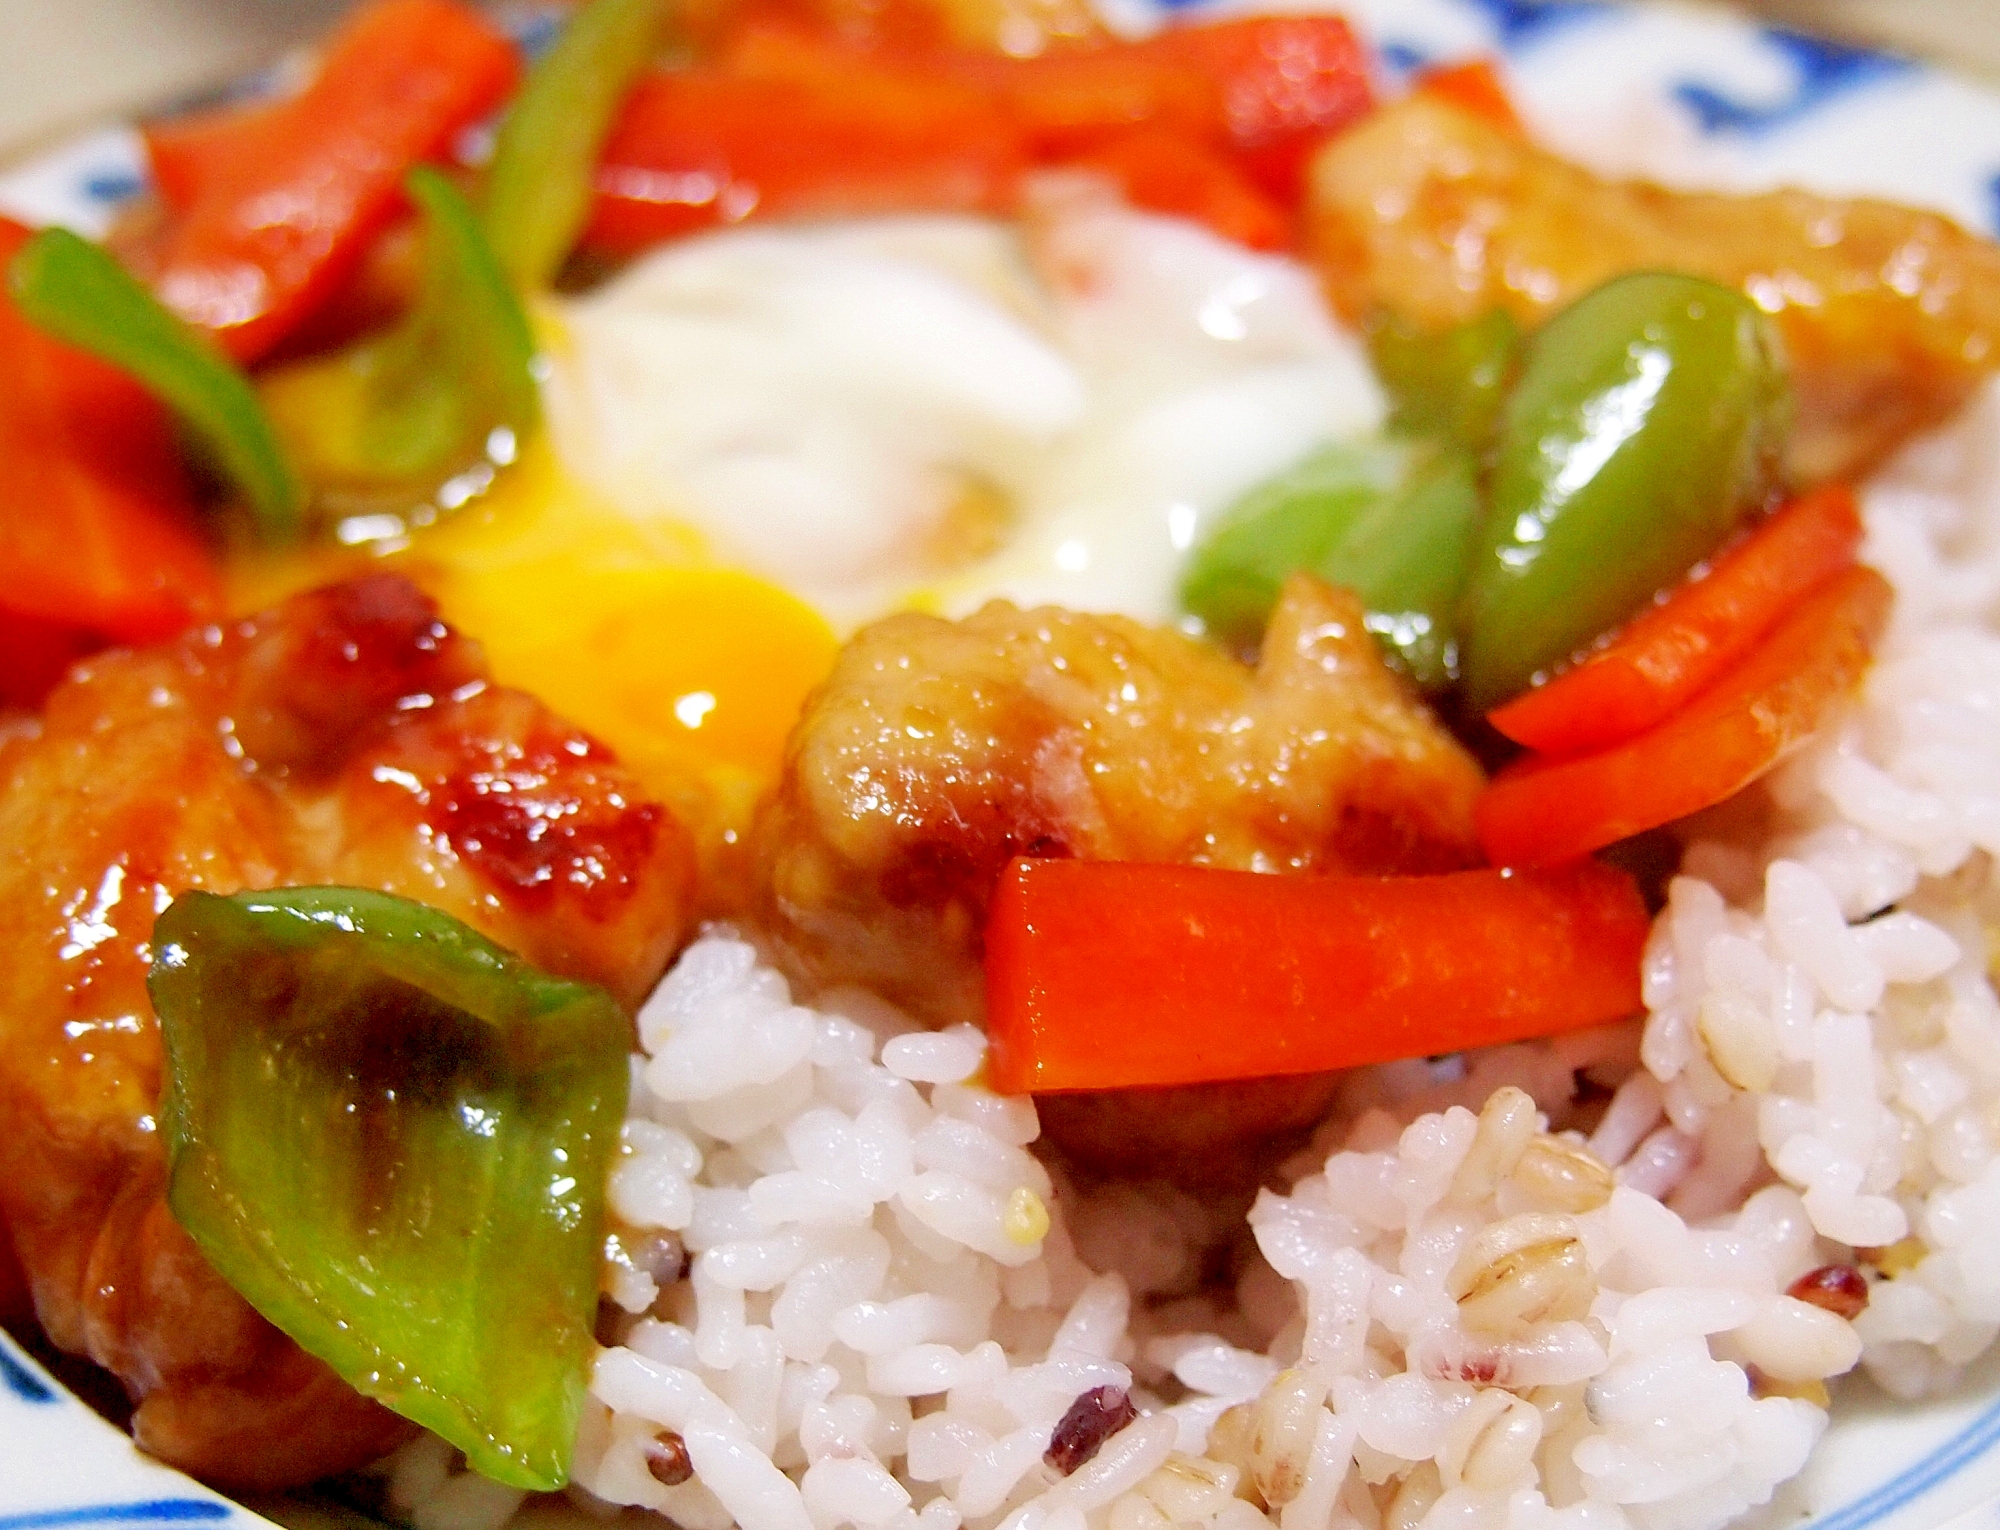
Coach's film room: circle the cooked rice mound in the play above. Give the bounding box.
[383,385,2000,1530]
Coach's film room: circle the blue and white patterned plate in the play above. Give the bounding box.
[0,1333,243,1526]
[5,1,2000,1526]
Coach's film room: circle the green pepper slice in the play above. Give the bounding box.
[148,886,631,1490]
[1370,308,1521,452]
[482,0,669,291]
[259,166,540,531]
[1457,271,1790,713]
[1181,437,1480,689]
[7,226,304,540]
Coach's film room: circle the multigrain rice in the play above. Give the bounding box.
[385,385,2000,1530]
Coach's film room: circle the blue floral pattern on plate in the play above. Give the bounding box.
[1675,27,1918,135]
[0,1502,233,1530]
[1457,0,1609,49]
[0,1332,241,1526]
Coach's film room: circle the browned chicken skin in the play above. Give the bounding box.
[759,574,1483,1025]
[0,574,695,1490]
[755,575,1483,1169]
[1307,95,2000,483]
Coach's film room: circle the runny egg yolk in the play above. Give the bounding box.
[226,437,839,812]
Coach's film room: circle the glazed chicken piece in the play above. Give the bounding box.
[1307,94,2000,484]
[0,574,695,1491]
[756,575,1483,1169]
[759,574,1482,1024]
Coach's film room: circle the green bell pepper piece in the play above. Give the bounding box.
[482,0,669,291]
[148,886,631,1490]
[1182,436,1481,690]
[7,226,304,540]
[1457,271,1790,713]
[259,166,539,527]
[1370,308,1522,452]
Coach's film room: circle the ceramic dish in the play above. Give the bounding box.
[3,0,2000,1524]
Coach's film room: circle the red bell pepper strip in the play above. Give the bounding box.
[954,16,1373,202]
[136,0,518,363]
[721,24,1016,138]
[733,23,1311,244]
[954,44,1215,157]
[983,858,1649,1095]
[1476,564,1892,868]
[1411,58,1521,132]
[586,63,1022,253]
[143,100,290,215]
[148,107,428,352]
[0,610,98,711]
[586,17,1370,255]
[0,218,220,665]
[1062,127,1291,251]
[1137,16,1375,204]
[1487,485,1865,757]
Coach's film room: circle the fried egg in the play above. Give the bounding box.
[233,186,1381,831]
[541,179,1384,628]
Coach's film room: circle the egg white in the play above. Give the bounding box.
[541,178,1385,632]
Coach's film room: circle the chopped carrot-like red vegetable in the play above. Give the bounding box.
[0,610,98,711]
[962,16,1373,200]
[0,218,221,670]
[722,22,1011,126]
[983,858,1649,1095]
[1411,58,1521,132]
[953,43,1216,157]
[588,17,1370,254]
[587,60,1022,252]
[694,0,973,54]
[148,112,430,353]
[1488,485,1865,757]
[1136,16,1375,203]
[1477,564,1892,868]
[1055,126,1292,250]
[135,0,517,363]
[142,99,291,215]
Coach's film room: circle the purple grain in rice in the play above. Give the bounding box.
[1788,1264,1870,1321]
[644,1430,694,1486]
[1045,1386,1139,1475]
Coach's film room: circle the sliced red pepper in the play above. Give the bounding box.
[586,59,1022,252]
[0,218,220,667]
[984,858,1648,1095]
[1061,126,1291,250]
[721,22,1013,132]
[146,113,428,353]
[694,0,967,54]
[0,610,98,711]
[725,25,1298,247]
[1476,565,1892,868]
[143,99,290,215]
[954,44,1215,157]
[585,17,1369,254]
[135,0,518,363]
[1488,485,1865,757]
[959,16,1372,202]
[1137,16,1375,203]
[149,36,461,350]
[1411,58,1521,133]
